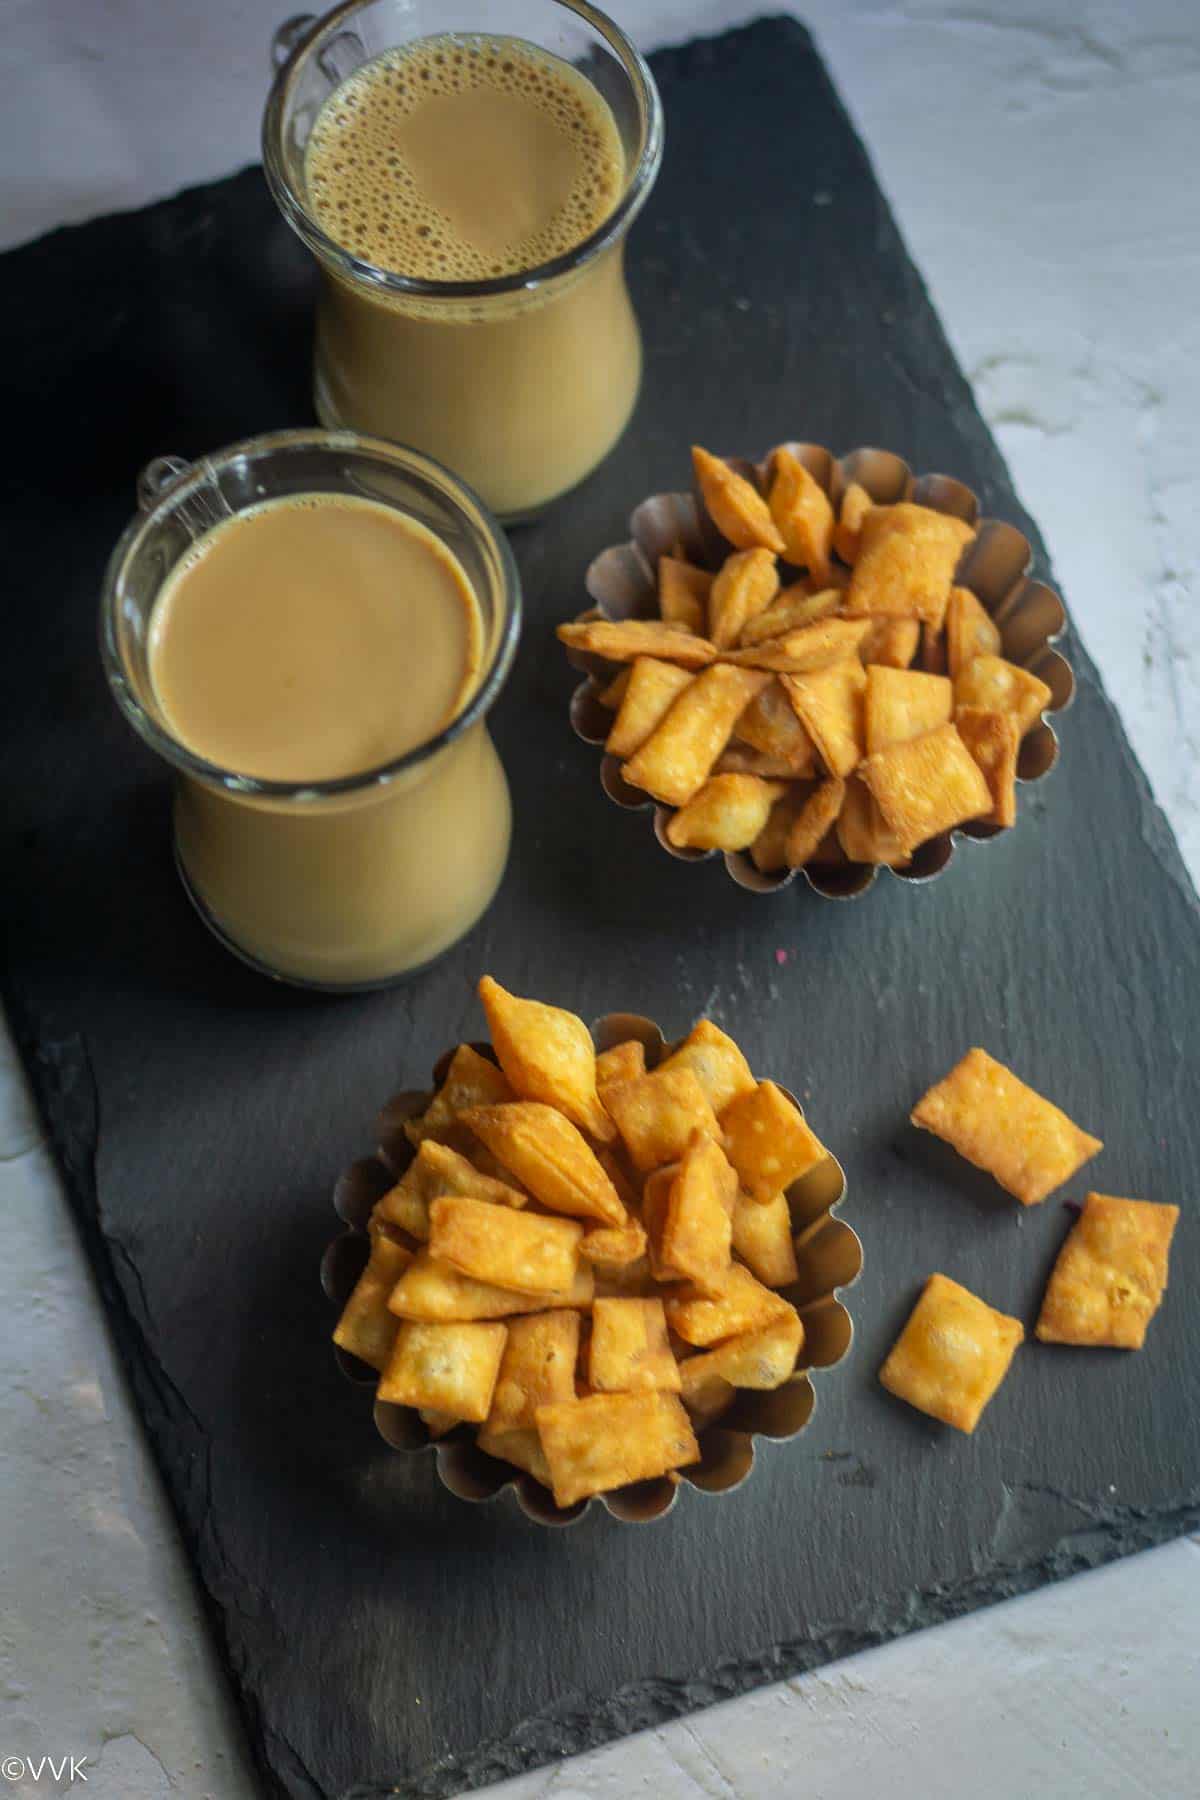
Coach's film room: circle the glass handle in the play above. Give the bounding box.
[137,456,191,514]
[271,14,317,75]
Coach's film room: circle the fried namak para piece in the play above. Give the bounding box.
[429,1196,583,1296]
[680,1309,803,1396]
[857,616,921,669]
[832,480,874,564]
[378,1318,508,1421]
[748,785,813,872]
[621,663,770,806]
[556,617,717,670]
[604,1066,722,1173]
[589,1296,681,1393]
[658,1018,756,1115]
[486,1309,581,1431]
[724,617,870,673]
[768,449,835,584]
[1036,1194,1179,1350]
[664,1262,794,1346]
[955,705,1020,828]
[731,1190,799,1287]
[604,658,695,759]
[865,666,954,753]
[388,1249,593,1321]
[658,554,713,633]
[945,585,1002,678]
[734,678,817,771]
[476,1423,555,1487]
[721,1080,828,1201]
[780,659,867,778]
[375,1138,528,1241]
[860,721,992,851]
[597,666,632,709]
[920,621,948,675]
[404,1044,514,1149]
[879,1273,1023,1434]
[911,1047,1103,1206]
[846,503,975,629]
[535,1390,700,1506]
[738,585,841,646]
[479,974,613,1142]
[717,744,813,780]
[692,445,786,553]
[580,1213,649,1272]
[954,653,1052,737]
[464,1102,626,1226]
[641,1166,683,1282]
[595,1038,646,1100]
[665,773,789,852]
[660,1133,737,1296]
[708,546,780,650]
[783,776,847,868]
[333,1231,411,1370]
[835,775,911,868]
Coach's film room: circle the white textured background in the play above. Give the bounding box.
[2,2,1197,1796]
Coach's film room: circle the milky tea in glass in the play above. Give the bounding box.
[263,1,663,518]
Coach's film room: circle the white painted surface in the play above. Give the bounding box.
[2,1,1197,1796]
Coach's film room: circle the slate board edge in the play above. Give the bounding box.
[3,13,1199,1800]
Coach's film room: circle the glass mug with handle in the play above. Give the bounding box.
[101,430,520,990]
[263,0,664,521]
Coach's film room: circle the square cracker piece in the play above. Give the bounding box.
[535,1390,700,1507]
[657,1017,756,1115]
[556,617,717,669]
[1036,1194,1179,1349]
[378,1318,508,1422]
[589,1296,681,1393]
[660,1134,737,1296]
[954,653,1051,738]
[665,1263,795,1346]
[911,1047,1102,1206]
[429,1196,582,1297]
[333,1232,411,1371]
[658,555,712,633]
[375,1138,528,1242]
[603,1066,722,1173]
[665,773,788,852]
[622,664,770,807]
[605,658,694,760]
[487,1309,581,1431]
[720,1079,828,1201]
[860,721,991,852]
[846,503,976,629]
[781,659,867,778]
[865,666,953,753]
[955,705,1020,828]
[404,1044,513,1149]
[879,1272,1023,1433]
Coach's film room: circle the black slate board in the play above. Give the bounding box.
[3,17,1198,1799]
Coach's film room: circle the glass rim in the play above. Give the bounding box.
[99,427,523,801]
[261,0,664,302]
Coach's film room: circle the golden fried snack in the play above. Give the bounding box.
[864,666,954,752]
[721,1080,827,1200]
[945,585,1002,677]
[476,1424,554,1487]
[724,617,869,673]
[734,679,817,770]
[781,659,867,778]
[588,1296,681,1393]
[846,503,975,629]
[621,664,770,806]
[660,1134,737,1295]
[404,1044,513,1148]
[955,705,1020,828]
[1035,1195,1179,1349]
[679,1310,804,1397]
[536,1390,700,1507]
[768,448,835,583]
[557,617,717,669]
[333,1231,411,1370]
[835,775,910,868]
[717,744,814,780]
[879,1273,1023,1433]
[692,445,786,553]
[603,1066,722,1172]
[731,1191,799,1288]
[595,1039,646,1099]
[642,1165,684,1283]
[911,1047,1102,1206]
[665,773,789,852]
[580,1215,648,1272]
[388,1250,593,1321]
[375,1138,528,1241]
[464,1102,626,1225]
[378,1318,507,1421]
[708,547,780,650]
[954,653,1051,737]
[657,1018,756,1115]
[748,786,813,873]
[604,658,694,759]
[783,776,847,868]
[658,554,713,633]
[429,1196,583,1296]
[486,1310,581,1431]
[478,975,613,1142]
[597,666,632,709]
[860,721,991,851]
[832,480,874,564]
[857,617,921,669]
[665,1263,793,1346]
[738,585,841,646]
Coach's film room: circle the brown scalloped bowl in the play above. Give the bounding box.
[322,1013,862,1525]
[565,445,1075,898]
